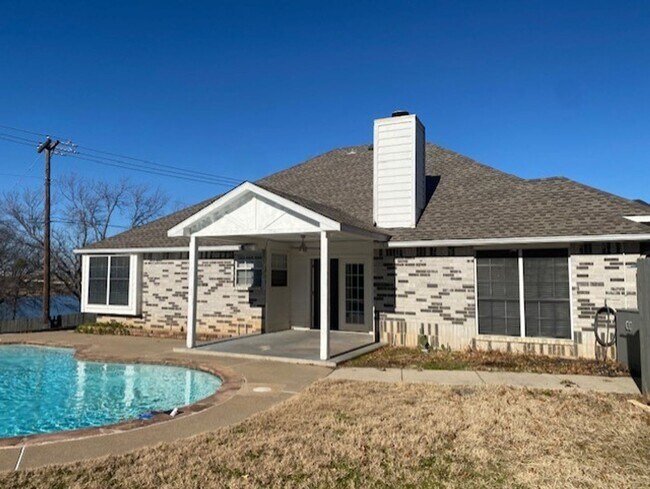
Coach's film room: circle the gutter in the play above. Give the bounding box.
[385,233,650,248]
[73,245,242,255]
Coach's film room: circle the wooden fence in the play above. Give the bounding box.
[0,313,96,334]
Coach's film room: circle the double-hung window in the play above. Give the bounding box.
[235,254,262,289]
[87,255,132,307]
[476,249,571,339]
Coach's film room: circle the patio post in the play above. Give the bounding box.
[320,231,330,360]
[186,235,199,349]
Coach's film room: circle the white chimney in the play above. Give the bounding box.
[373,110,426,228]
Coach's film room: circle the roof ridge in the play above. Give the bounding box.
[426,143,525,182]
[256,145,366,184]
[536,176,649,210]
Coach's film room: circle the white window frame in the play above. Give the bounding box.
[474,247,574,342]
[81,254,141,316]
[234,253,263,290]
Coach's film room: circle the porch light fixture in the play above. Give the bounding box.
[298,235,308,254]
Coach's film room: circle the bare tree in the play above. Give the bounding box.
[0,222,39,318]
[1,174,168,299]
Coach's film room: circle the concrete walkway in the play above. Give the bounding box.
[330,367,641,394]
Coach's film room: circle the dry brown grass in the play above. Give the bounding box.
[345,346,629,376]
[2,381,648,489]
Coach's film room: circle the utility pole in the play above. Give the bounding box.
[37,137,60,327]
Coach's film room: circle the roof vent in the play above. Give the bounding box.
[391,110,410,117]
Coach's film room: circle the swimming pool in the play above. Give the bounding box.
[0,345,222,438]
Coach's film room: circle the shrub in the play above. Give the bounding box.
[75,321,132,336]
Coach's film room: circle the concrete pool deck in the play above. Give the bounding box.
[0,331,331,471]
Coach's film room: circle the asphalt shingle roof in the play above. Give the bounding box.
[81,143,650,250]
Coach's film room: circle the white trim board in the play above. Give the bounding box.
[74,245,242,255]
[385,234,650,248]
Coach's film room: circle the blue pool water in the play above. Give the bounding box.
[0,345,222,438]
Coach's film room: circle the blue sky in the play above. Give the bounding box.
[0,1,648,224]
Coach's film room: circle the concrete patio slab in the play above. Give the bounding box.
[179,329,380,366]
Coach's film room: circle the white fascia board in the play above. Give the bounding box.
[624,215,650,223]
[74,245,241,255]
[385,234,650,248]
[167,181,341,237]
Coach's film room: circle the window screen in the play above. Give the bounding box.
[88,256,109,305]
[109,256,130,306]
[476,251,520,336]
[523,250,571,339]
[271,254,288,287]
[345,263,365,325]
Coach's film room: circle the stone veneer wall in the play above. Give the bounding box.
[99,253,264,338]
[374,247,477,350]
[375,244,645,359]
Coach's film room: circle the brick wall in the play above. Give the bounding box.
[570,243,641,358]
[374,244,644,359]
[99,255,264,338]
[374,248,477,350]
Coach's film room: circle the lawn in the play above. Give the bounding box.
[344,346,629,376]
[2,380,648,489]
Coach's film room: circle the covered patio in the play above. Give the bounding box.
[183,329,381,367]
[167,182,387,363]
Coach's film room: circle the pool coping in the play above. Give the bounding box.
[0,340,243,448]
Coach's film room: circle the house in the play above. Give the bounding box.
[76,111,650,360]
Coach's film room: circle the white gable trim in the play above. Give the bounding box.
[167,182,341,237]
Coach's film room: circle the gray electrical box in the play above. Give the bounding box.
[617,309,641,378]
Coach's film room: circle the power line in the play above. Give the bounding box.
[0,132,40,144]
[0,123,61,140]
[78,146,241,184]
[72,151,240,185]
[0,123,242,186]
[67,153,238,187]
[0,134,39,148]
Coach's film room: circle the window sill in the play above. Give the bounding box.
[476,335,574,345]
[82,304,138,316]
